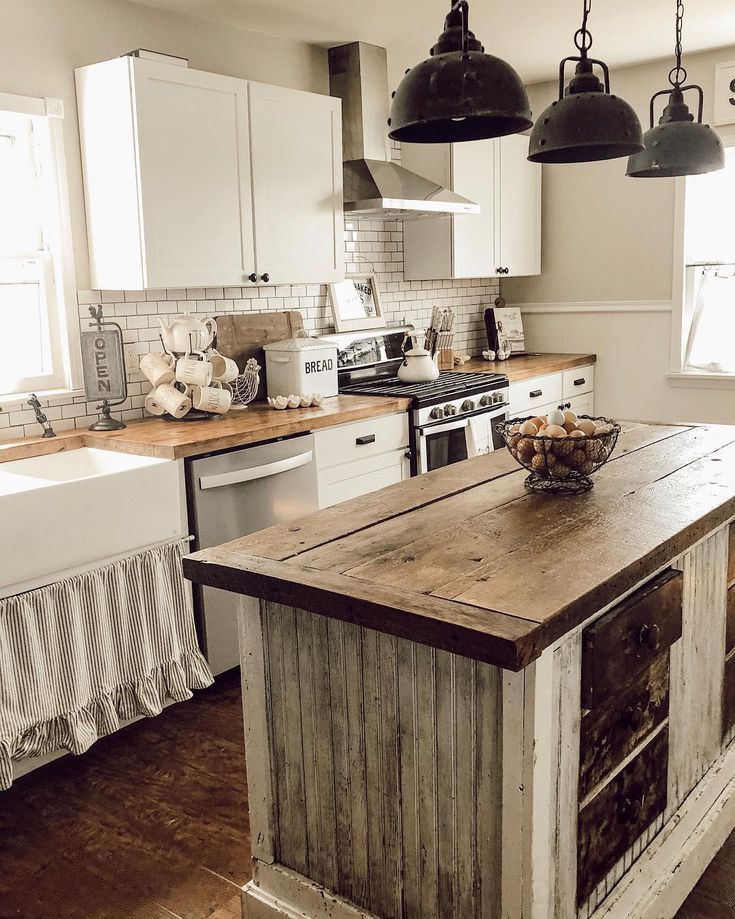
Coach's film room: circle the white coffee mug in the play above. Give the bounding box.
[209,350,239,384]
[192,381,232,415]
[151,382,192,419]
[175,354,212,387]
[144,391,166,416]
[140,351,175,387]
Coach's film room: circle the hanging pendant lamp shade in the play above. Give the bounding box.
[388,0,532,144]
[627,3,723,178]
[528,1,643,164]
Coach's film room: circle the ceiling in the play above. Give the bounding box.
[133,0,735,84]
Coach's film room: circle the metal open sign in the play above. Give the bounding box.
[80,328,127,402]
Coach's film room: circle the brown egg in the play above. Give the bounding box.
[531,452,547,471]
[519,420,538,435]
[568,448,588,471]
[530,416,546,429]
[563,409,578,426]
[534,437,549,454]
[552,461,572,479]
[563,421,578,435]
[569,429,586,438]
[577,419,597,436]
[545,424,567,438]
[537,423,548,434]
[516,437,535,460]
[509,423,521,434]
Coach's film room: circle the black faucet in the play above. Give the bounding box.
[27,394,56,438]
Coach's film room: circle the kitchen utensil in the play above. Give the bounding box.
[397,345,440,383]
[498,415,621,494]
[159,314,217,353]
[139,351,176,387]
[214,311,304,401]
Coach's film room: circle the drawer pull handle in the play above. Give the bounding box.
[356,434,376,445]
[574,377,586,386]
[624,704,645,731]
[620,795,645,825]
[530,389,543,398]
[638,623,661,651]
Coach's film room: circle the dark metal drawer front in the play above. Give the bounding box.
[723,653,735,738]
[577,727,669,906]
[579,654,669,800]
[582,569,683,709]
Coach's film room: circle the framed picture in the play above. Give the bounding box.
[714,61,735,126]
[328,275,384,332]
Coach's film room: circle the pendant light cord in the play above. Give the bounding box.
[574,0,593,57]
[669,0,687,87]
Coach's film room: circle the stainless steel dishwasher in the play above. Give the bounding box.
[187,433,318,675]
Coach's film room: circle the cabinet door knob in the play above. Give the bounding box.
[497,267,510,275]
[261,273,270,283]
[247,273,258,283]
[638,623,661,651]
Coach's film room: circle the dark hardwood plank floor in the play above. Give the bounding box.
[1,665,733,919]
[0,671,250,919]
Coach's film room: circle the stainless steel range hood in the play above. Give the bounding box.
[328,42,480,220]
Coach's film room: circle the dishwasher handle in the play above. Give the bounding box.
[198,450,314,490]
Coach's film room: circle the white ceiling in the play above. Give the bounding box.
[133,0,735,84]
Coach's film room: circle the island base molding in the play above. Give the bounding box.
[236,519,735,919]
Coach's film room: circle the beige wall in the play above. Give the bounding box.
[0,0,327,289]
[503,45,735,425]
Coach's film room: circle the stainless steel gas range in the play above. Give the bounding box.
[322,326,509,476]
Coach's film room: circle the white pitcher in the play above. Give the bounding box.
[159,315,217,354]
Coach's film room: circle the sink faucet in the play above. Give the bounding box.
[27,394,56,438]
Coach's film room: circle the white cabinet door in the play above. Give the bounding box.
[248,82,344,285]
[496,133,541,278]
[133,59,255,288]
[451,140,496,279]
[317,448,410,509]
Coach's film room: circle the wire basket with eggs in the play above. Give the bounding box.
[497,408,621,495]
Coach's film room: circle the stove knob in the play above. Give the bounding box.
[461,399,476,413]
[444,404,458,416]
[430,406,445,420]
[494,391,506,404]
[479,394,493,407]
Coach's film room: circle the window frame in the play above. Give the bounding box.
[669,130,735,388]
[0,92,80,402]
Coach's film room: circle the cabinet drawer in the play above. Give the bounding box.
[508,372,562,416]
[577,727,668,906]
[563,364,595,398]
[317,449,408,508]
[729,522,735,584]
[313,413,409,470]
[579,654,669,800]
[581,569,683,710]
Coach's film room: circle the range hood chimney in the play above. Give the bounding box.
[328,42,480,220]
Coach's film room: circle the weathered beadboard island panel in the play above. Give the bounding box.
[184,422,735,919]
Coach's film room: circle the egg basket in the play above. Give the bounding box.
[496,415,621,495]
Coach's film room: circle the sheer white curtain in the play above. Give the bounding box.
[684,267,735,372]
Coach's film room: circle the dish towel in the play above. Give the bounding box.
[0,538,213,790]
[465,414,494,457]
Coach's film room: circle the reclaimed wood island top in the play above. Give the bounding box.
[184,421,735,671]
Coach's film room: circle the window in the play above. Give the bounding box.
[677,146,735,375]
[0,95,78,398]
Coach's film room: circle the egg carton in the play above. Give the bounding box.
[267,393,325,411]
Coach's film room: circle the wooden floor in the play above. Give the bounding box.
[0,666,732,919]
[0,670,250,919]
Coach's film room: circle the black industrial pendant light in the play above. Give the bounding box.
[388,0,532,144]
[627,1,724,178]
[528,0,643,163]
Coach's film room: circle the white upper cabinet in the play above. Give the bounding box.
[402,134,541,281]
[75,58,344,290]
[247,82,343,286]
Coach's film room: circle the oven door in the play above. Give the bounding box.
[415,409,507,475]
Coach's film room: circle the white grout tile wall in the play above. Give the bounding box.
[0,218,498,441]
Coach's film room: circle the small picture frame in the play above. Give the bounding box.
[328,275,384,332]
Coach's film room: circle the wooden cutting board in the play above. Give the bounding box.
[214,311,304,401]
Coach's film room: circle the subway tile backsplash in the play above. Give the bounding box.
[1,218,498,441]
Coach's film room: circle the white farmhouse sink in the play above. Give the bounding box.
[0,448,185,595]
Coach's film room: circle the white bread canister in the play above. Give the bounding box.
[263,333,338,399]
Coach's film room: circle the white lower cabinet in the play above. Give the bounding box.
[509,364,595,419]
[314,413,410,509]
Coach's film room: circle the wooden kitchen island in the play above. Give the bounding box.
[184,421,735,919]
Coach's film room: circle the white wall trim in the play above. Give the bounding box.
[515,301,672,315]
[665,371,735,391]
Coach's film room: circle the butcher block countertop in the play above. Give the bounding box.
[184,421,735,671]
[0,395,411,463]
[463,351,596,381]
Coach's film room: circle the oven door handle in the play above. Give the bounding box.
[417,418,470,435]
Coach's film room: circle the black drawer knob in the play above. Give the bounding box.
[261,273,270,283]
[356,434,376,446]
[638,623,661,651]
[624,704,645,732]
[574,378,586,386]
[248,273,258,283]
